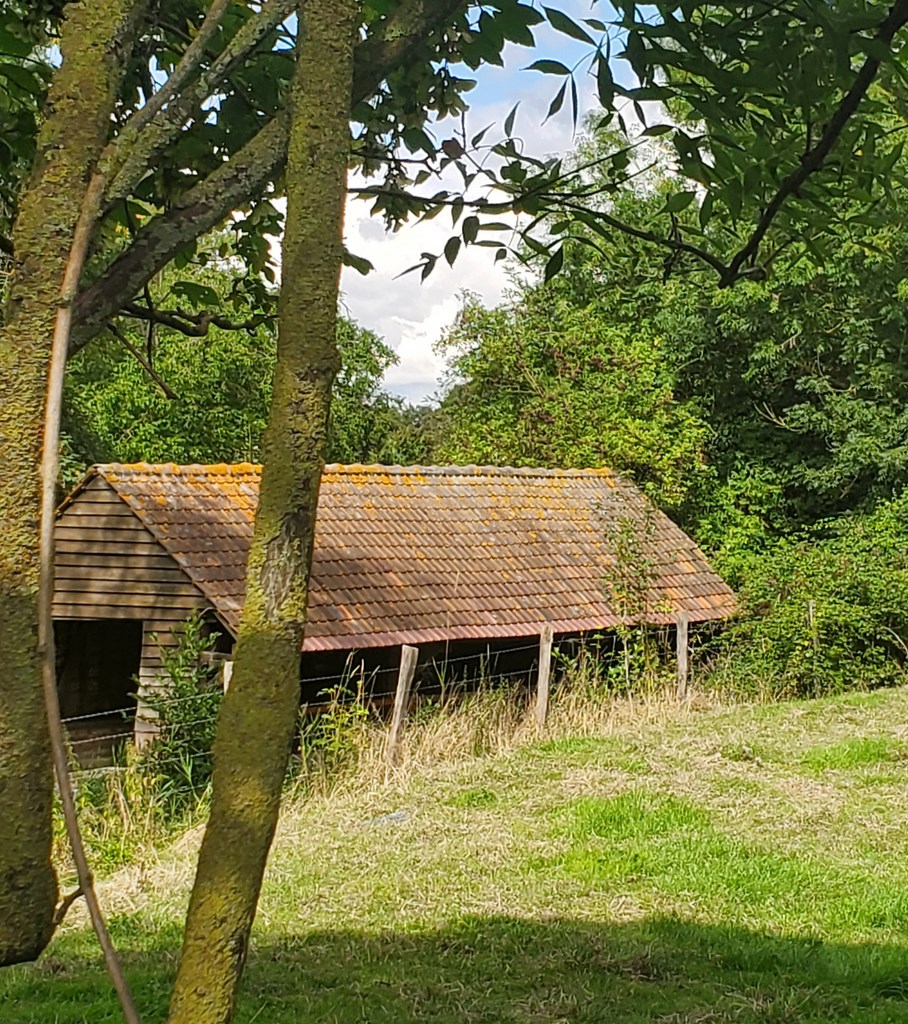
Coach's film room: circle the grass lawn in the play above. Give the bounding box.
[5,686,908,1023]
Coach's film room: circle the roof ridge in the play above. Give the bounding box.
[94,461,616,479]
[325,463,616,478]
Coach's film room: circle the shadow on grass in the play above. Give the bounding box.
[4,914,908,1024]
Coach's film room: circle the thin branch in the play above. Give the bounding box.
[40,170,142,1024]
[562,201,729,276]
[105,319,178,398]
[52,887,85,931]
[722,0,908,285]
[350,185,731,276]
[142,282,155,365]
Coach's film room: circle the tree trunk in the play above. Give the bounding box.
[166,3,359,1021]
[0,0,147,966]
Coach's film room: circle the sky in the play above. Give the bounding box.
[340,2,612,405]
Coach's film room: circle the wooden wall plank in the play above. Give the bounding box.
[54,579,202,597]
[55,567,193,585]
[55,526,162,544]
[54,594,205,611]
[56,540,171,558]
[63,501,135,515]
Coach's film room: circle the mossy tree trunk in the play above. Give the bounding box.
[166,2,360,1021]
[0,0,146,966]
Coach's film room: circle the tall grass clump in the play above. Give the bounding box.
[284,646,693,807]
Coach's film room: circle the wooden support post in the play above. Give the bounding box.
[387,644,418,765]
[677,611,690,701]
[535,624,554,730]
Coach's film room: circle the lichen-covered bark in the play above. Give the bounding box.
[0,0,147,966]
[165,3,360,1022]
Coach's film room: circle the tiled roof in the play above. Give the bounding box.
[75,463,736,651]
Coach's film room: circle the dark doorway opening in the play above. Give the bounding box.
[55,619,143,761]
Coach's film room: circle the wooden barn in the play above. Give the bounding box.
[53,462,736,746]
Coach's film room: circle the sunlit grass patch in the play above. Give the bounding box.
[7,686,908,1024]
[801,736,906,771]
[522,735,650,773]
[555,791,711,842]
[447,786,498,809]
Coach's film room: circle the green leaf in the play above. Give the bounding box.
[504,102,519,137]
[544,245,564,282]
[698,192,714,230]
[0,61,42,96]
[0,26,33,58]
[444,236,461,267]
[543,7,595,43]
[343,250,374,276]
[525,59,571,75]
[523,235,550,257]
[545,80,567,120]
[642,124,673,137]
[596,52,614,109]
[471,124,493,147]
[664,190,697,213]
[420,255,437,282]
[463,215,480,244]
[171,281,220,307]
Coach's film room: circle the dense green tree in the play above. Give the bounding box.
[435,288,710,510]
[62,311,424,476]
[662,208,908,529]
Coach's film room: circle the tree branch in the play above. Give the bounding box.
[721,0,908,285]
[51,887,85,931]
[105,319,179,398]
[73,0,470,351]
[38,64,143,1024]
[128,0,231,134]
[353,0,466,99]
[104,0,298,211]
[122,301,271,335]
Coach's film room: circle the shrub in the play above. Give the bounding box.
[138,614,223,817]
[705,494,908,698]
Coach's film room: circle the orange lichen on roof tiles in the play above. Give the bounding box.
[78,462,737,652]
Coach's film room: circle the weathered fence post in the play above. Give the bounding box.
[676,611,690,701]
[387,644,419,765]
[535,624,554,730]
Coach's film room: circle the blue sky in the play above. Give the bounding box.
[341,1,629,404]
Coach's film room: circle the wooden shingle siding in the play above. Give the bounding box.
[54,476,210,735]
[53,476,206,622]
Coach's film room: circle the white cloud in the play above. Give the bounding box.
[340,23,604,404]
[340,193,512,404]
